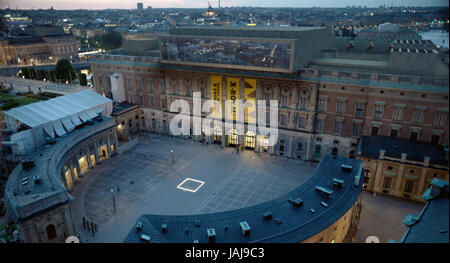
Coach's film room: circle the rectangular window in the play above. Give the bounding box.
[434,112,447,128]
[161,98,166,109]
[298,116,306,129]
[299,97,308,109]
[352,123,361,136]
[149,96,154,107]
[137,80,143,91]
[355,103,364,116]
[334,121,342,134]
[127,78,133,90]
[280,114,287,125]
[410,131,419,141]
[382,176,393,189]
[138,95,144,106]
[404,180,414,193]
[390,129,399,137]
[412,110,425,124]
[281,95,288,107]
[316,119,324,131]
[374,105,383,119]
[336,101,345,114]
[159,80,165,93]
[318,99,327,112]
[148,79,154,93]
[392,107,404,121]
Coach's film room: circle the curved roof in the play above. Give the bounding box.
[124,155,363,243]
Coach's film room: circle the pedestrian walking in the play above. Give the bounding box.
[116,184,120,193]
[94,224,97,232]
[82,216,86,224]
[87,221,91,232]
[90,222,94,232]
[82,220,86,229]
[92,229,95,238]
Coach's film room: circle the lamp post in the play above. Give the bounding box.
[170,149,175,164]
[111,188,116,213]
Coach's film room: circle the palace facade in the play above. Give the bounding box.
[90,26,449,164]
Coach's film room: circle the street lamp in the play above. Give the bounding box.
[111,188,116,213]
[170,149,175,164]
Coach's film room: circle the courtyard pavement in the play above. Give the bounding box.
[71,133,317,243]
[353,191,424,243]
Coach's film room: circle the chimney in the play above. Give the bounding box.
[379,149,385,159]
[401,153,407,163]
[424,156,430,167]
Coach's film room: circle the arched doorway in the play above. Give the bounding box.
[228,129,238,146]
[46,224,57,240]
[245,131,256,149]
[213,126,222,144]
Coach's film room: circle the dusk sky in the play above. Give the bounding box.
[1,0,449,10]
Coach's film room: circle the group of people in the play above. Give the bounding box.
[82,216,98,238]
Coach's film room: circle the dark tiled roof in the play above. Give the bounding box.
[124,155,363,243]
[111,102,138,116]
[359,136,448,166]
[398,178,449,243]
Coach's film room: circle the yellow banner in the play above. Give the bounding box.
[227,77,240,121]
[244,79,256,123]
[210,75,222,119]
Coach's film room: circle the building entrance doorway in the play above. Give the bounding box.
[245,131,256,149]
[78,155,88,174]
[213,126,222,144]
[64,169,73,190]
[228,129,238,146]
[98,145,108,161]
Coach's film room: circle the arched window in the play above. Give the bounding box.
[46,224,57,240]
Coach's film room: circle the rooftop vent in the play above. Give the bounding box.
[239,222,251,237]
[332,178,344,188]
[274,218,282,225]
[263,212,273,220]
[33,175,40,184]
[136,221,143,231]
[320,202,329,208]
[341,164,352,172]
[207,228,216,243]
[140,234,151,242]
[315,186,333,198]
[288,197,304,208]
[161,224,167,233]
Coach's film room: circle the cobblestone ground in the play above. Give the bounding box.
[353,191,424,243]
[71,133,317,242]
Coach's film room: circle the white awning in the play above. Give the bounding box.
[4,89,112,129]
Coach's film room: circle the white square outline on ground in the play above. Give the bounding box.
[177,178,205,193]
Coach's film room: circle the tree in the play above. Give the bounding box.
[54,59,76,83]
[89,31,122,51]
[79,73,87,86]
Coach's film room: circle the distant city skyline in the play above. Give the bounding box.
[1,0,449,10]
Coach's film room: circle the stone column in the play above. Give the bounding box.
[254,134,260,153]
[372,160,384,193]
[288,136,293,159]
[306,135,312,161]
[94,140,100,163]
[415,168,428,201]
[114,130,119,153]
[393,164,405,197]
[221,128,226,148]
[63,205,77,238]
[106,135,112,158]
[86,146,93,168]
